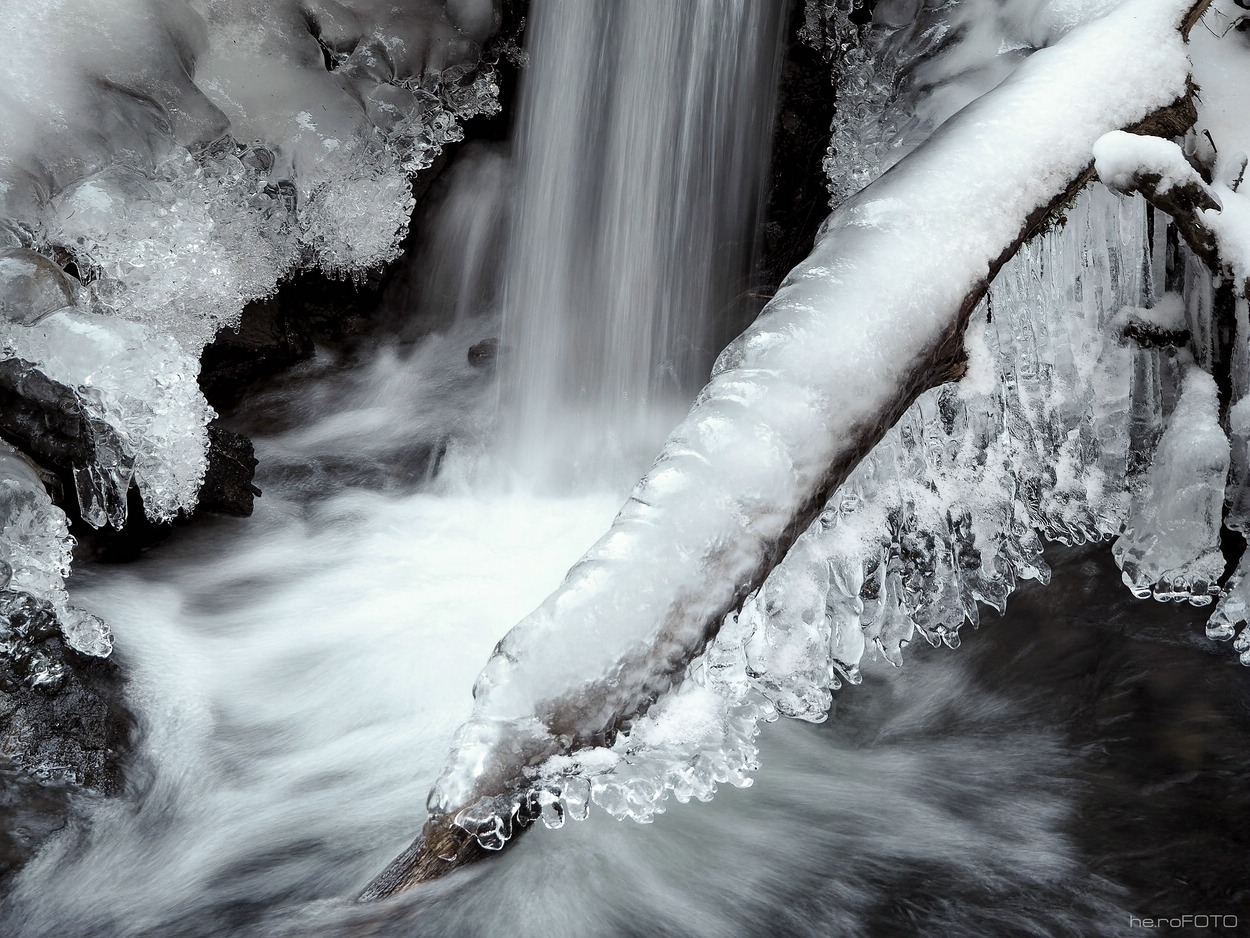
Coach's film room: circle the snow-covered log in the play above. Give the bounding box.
[362,0,1210,898]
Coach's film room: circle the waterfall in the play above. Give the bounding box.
[498,0,786,479]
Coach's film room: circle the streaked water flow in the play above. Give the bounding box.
[499,0,785,480]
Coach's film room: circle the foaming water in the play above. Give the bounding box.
[2,343,625,934]
[13,465,1236,938]
[4,317,1246,937]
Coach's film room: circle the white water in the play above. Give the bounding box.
[0,329,1139,934]
[4,1,1246,934]
[499,0,785,479]
[1,320,1239,936]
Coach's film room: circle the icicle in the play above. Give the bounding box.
[1113,359,1228,605]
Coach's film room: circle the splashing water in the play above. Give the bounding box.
[5,0,1250,934]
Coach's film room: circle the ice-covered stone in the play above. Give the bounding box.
[0,441,73,609]
[59,608,114,659]
[2,310,213,525]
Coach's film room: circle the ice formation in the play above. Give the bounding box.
[0,1,505,668]
[2,311,213,527]
[405,0,1206,868]
[0,442,73,610]
[497,184,1158,830]
[0,439,112,678]
[806,0,1097,206]
[2,1,502,352]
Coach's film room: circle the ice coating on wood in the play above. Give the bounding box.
[506,185,1155,828]
[424,0,1201,848]
[1094,130,1211,197]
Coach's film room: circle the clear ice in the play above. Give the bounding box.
[429,0,1212,849]
[0,439,109,671]
[1,310,212,527]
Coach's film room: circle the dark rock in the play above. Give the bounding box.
[199,295,316,410]
[198,423,260,517]
[756,3,840,295]
[0,359,123,478]
[0,357,259,557]
[467,336,499,367]
[0,589,131,882]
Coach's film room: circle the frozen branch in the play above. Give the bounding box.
[1095,130,1250,295]
[362,0,1211,899]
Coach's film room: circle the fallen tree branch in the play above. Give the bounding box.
[360,0,1212,900]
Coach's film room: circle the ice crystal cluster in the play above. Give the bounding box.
[0,440,113,687]
[0,0,503,665]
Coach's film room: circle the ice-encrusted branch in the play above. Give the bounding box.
[362,0,1210,898]
[1095,129,1250,294]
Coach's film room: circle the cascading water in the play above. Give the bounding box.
[499,0,785,480]
[4,0,1250,935]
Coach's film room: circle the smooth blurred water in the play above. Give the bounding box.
[498,0,785,480]
[1,319,1246,938]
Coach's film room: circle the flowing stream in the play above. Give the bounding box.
[3,2,1249,936]
[499,0,784,481]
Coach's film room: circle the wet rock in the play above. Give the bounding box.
[199,296,316,410]
[0,249,78,325]
[467,336,498,367]
[199,423,260,518]
[0,360,258,553]
[0,588,131,881]
[0,358,121,476]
